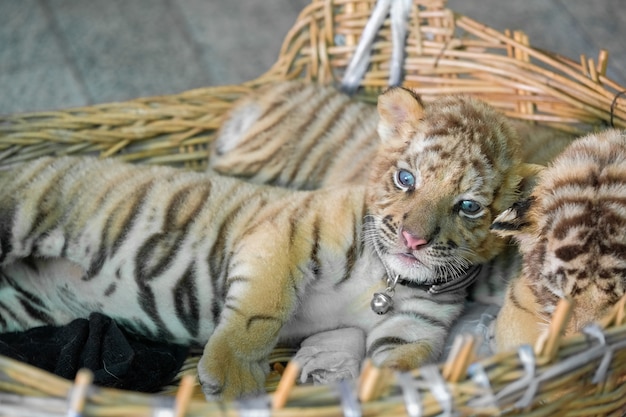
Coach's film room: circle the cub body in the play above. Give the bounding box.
[0,88,531,398]
[491,129,626,351]
[0,156,465,399]
[210,81,573,302]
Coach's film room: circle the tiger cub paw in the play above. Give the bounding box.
[376,343,435,371]
[294,328,365,384]
[197,349,269,400]
[297,353,361,384]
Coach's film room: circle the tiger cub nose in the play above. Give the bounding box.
[401,229,428,250]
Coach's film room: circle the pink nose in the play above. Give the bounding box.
[401,230,428,250]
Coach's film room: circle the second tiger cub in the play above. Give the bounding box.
[491,129,626,351]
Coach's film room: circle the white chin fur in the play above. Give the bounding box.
[383,254,435,283]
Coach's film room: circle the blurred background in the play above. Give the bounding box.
[1,0,624,115]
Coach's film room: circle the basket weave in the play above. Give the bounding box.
[1,0,626,416]
[1,0,624,171]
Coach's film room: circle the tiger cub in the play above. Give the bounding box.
[0,87,532,399]
[209,81,572,304]
[491,129,626,352]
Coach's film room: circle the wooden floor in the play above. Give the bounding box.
[1,0,624,115]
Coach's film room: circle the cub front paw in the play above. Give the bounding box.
[376,343,435,371]
[197,350,269,400]
[294,328,365,384]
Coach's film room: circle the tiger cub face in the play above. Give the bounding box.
[365,87,533,285]
[491,129,626,351]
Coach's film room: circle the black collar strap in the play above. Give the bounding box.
[397,264,482,295]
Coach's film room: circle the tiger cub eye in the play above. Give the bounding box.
[459,200,481,215]
[395,169,415,190]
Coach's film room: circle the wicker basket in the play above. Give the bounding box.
[1,0,626,416]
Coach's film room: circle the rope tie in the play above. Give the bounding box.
[609,90,626,127]
[338,379,362,417]
[515,345,539,409]
[583,324,612,384]
[151,397,176,417]
[421,364,454,417]
[467,362,497,409]
[341,0,411,93]
[493,345,537,409]
[237,395,271,417]
[398,371,423,417]
[389,0,413,86]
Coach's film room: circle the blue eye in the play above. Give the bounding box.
[395,169,415,190]
[459,200,482,216]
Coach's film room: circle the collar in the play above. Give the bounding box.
[397,264,482,295]
[370,264,483,315]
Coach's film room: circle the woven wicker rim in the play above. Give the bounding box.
[1,1,626,416]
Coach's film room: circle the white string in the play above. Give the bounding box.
[583,324,612,384]
[341,0,411,93]
[237,395,271,417]
[466,363,497,409]
[337,379,362,417]
[514,345,539,409]
[151,397,175,417]
[398,372,423,417]
[340,0,391,93]
[493,344,535,407]
[389,0,412,86]
[421,364,453,417]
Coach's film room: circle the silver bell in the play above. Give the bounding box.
[371,292,393,315]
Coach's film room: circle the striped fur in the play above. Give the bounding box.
[0,155,462,398]
[0,87,552,399]
[210,81,572,189]
[491,129,626,352]
[209,81,573,301]
[210,81,380,189]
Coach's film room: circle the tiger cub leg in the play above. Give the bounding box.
[293,327,366,384]
[494,276,543,352]
[366,299,465,371]
[490,198,546,352]
[197,239,304,399]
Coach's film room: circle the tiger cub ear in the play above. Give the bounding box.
[491,165,542,243]
[376,87,425,143]
[490,196,535,238]
[517,162,545,197]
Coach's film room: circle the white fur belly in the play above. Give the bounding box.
[0,259,145,331]
[279,275,386,343]
[0,258,212,344]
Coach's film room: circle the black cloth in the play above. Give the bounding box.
[0,313,189,392]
